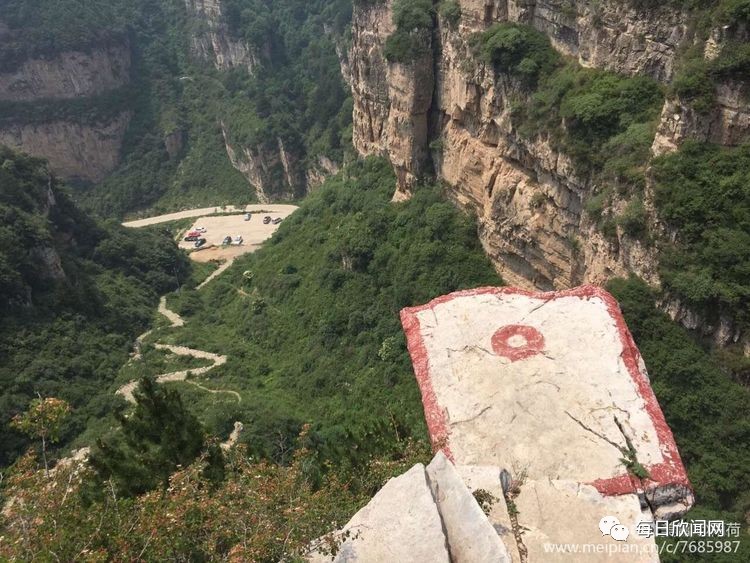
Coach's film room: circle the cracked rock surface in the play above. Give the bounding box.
[401,287,689,494]
[307,454,511,563]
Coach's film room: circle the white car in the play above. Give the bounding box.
[195,226,207,233]
[233,236,244,245]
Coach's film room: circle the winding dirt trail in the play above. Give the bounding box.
[117,303,238,403]
[158,296,184,327]
[117,204,298,442]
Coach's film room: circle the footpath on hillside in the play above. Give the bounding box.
[116,297,236,403]
[117,205,297,408]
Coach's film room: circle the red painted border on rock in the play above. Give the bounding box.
[400,285,692,497]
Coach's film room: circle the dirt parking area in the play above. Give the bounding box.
[179,210,294,262]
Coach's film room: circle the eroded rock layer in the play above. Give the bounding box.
[348,0,750,347]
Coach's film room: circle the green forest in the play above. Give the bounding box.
[138,157,500,467]
[0,147,190,466]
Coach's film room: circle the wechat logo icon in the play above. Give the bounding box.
[599,516,630,542]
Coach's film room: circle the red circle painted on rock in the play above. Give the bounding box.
[491,325,545,362]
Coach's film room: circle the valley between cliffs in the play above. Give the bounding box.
[347,0,750,352]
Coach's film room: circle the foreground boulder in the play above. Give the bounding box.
[307,454,511,563]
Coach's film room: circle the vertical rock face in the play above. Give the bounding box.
[0,113,131,184]
[184,0,258,73]
[347,0,748,298]
[456,0,687,81]
[306,155,341,191]
[0,41,131,102]
[221,123,310,201]
[350,0,434,196]
[432,54,657,289]
[0,26,132,182]
[527,0,688,81]
[653,82,750,156]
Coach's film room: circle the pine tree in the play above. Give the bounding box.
[88,377,206,496]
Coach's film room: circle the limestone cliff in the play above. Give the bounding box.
[0,114,131,183]
[348,0,750,349]
[351,0,434,193]
[185,0,259,73]
[349,0,670,287]
[221,124,307,201]
[0,41,130,102]
[0,27,132,183]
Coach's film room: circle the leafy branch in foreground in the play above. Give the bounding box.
[10,397,71,475]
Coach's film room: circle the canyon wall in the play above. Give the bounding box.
[0,29,132,183]
[221,124,336,201]
[0,42,130,102]
[185,0,259,73]
[0,114,131,183]
[348,0,750,348]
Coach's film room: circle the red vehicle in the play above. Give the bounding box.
[187,230,201,237]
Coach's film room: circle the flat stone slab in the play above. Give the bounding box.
[515,479,659,563]
[400,286,692,509]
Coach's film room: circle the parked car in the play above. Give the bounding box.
[272,218,283,225]
[233,236,244,245]
[263,216,272,224]
[187,231,200,237]
[222,236,232,246]
[194,238,207,248]
[184,235,199,242]
[244,213,252,221]
[195,227,207,233]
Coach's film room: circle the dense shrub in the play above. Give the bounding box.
[439,0,462,26]
[519,63,663,177]
[384,0,435,62]
[652,141,750,329]
[616,198,649,239]
[1,432,430,560]
[673,68,715,112]
[471,23,559,86]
